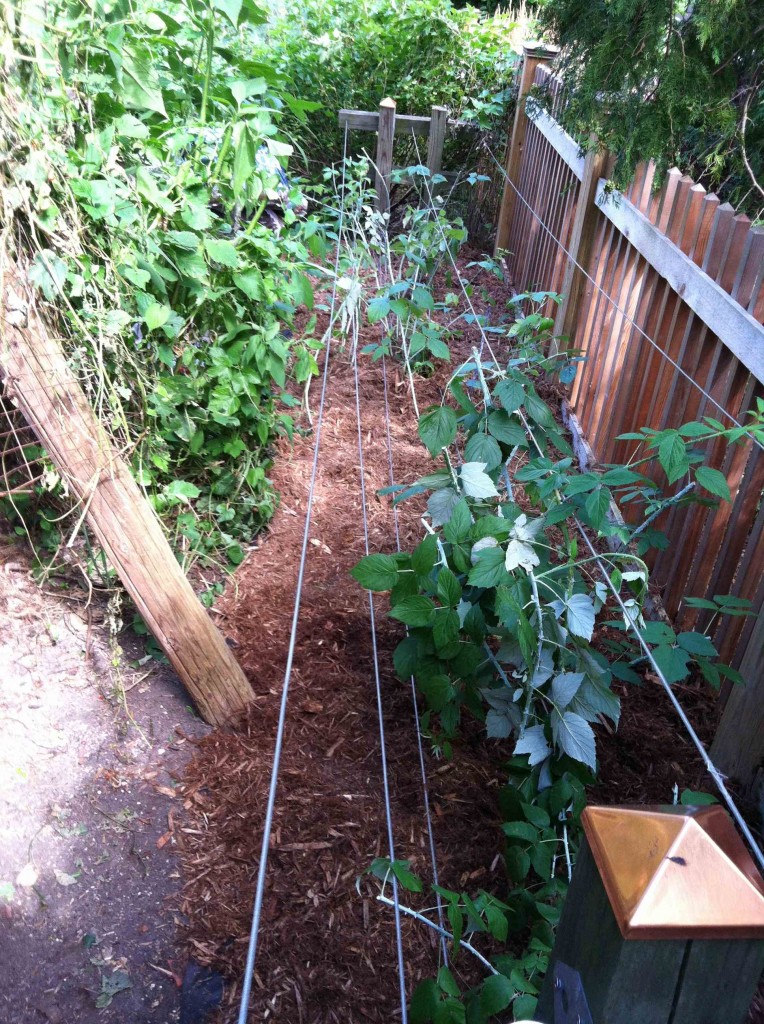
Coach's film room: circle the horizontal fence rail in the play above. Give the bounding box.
[497,57,764,793]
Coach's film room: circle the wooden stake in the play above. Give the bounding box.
[494,42,559,256]
[1,266,253,726]
[374,97,396,216]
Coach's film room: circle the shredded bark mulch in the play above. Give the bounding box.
[170,255,745,1022]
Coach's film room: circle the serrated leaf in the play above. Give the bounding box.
[502,820,538,843]
[388,596,436,627]
[350,554,399,591]
[676,631,717,657]
[442,498,471,542]
[494,377,525,413]
[437,568,462,607]
[514,725,551,766]
[652,644,691,683]
[552,711,596,769]
[165,229,200,250]
[584,486,611,531]
[524,388,555,428]
[467,546,507,587]
[480,974,513,1014]
[695,466,730,501]
[143,302,171,331]
[504,538,539,573]
[464,432,502,470]
[368,296,391,323]
[565,593,596,641]
[418,407,457,457]
[428,487,461,527]
[488,410,526,446]
[460,462,499,499]
[658,431,689,484]
[233,269,265,301]
[550,671,584,709]
[391,859,422,892]
[204,238,240,268]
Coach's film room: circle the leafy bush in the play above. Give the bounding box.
[255,0,523,170]
[1,0,325,564]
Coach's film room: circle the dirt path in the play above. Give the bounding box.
[0,542,210,1023]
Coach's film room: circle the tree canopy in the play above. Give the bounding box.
[538,0,764,217]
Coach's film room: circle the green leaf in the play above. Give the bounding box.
[488,410,526,446]
[410,979,439,1023]
[204,238,240,268]
[680,789,718,806]
[418,407,458,457]
[391,860,422,892]
[464,432,503,471]
[433,609,460,653]
[652,644,691,683]
[368,296,391,323]
[443,499,471,544]
[437,568,462,607]
[676,631,717,657]
[552,711,596,770]
[144,303,171,331]
[165,230,200,250]
[494,377,525,413]
[524,388,555,428]
[233,125,257,196]
[460,462,499,499]
[233,269,265,301]
[695,466,730,501]
[428,488,461,527]
[467,547,508,588]
[480,974,513,1014]
[563,593,595,641]
[412,534,439,576]
[658,431,689,484]
[167,480,200,501]
[121,51,166,117]
[514,994,538,1020]
[389,596,436,628]
[502,821,538,843]
[393,636,419,679]
[351,554,399,591]
[505,845,531,882]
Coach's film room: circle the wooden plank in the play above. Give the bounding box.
[552,141,611,352]
[339,109,430,136]
[526,104,585,180]
[374,98,396,215]
[594,179,764,380]
[1,266,254,726]
[494,43,559,255]
[426,105,448,177]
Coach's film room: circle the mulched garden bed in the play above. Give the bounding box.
[170,252,743,1022]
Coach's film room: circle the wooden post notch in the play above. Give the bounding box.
[1,266,253,726]
[494,41,560,257]
[536,805,764,1024]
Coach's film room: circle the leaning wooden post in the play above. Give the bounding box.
[494,42,559,257]
[536,805,764,1024]
[549,138,610,356]
[1,266,254,727]
[374,97,396,216]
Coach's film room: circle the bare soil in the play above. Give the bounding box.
[0,541,211,1024]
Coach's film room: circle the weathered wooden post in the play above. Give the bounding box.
[374,97,396,215]
[550,138,611,355]
[711,607,764,803]
[1,265,254,727]
[494,42,559,256]
[427,105,448,177]
[536,804,764,1024]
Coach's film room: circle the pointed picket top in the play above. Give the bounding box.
[582,805,764,939]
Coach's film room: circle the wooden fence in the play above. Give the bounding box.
[495,46,764,794]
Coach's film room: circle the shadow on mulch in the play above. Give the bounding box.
[173,255,762,1023]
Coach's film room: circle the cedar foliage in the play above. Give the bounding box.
[538,0,764,216]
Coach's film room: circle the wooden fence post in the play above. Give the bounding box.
[427,105,448,177]
[374,97,396,215]
[710,607,764,801]
[1,266,254,727]
[494,42,559,257]
[550,139,610,355]
[536,805,764,1024]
